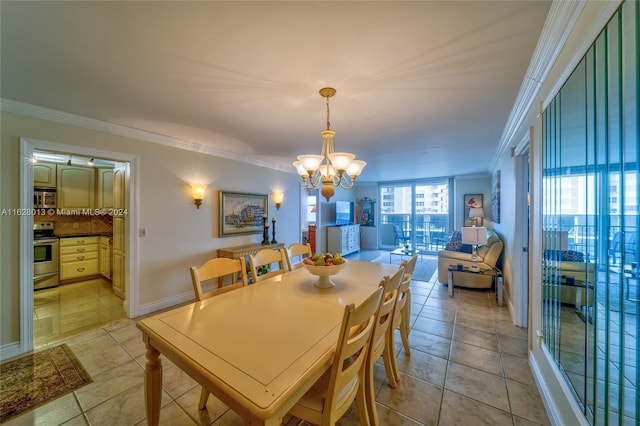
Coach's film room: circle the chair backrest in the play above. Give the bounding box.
[400,253,418,281]
[392,271,412,330]
[324,287,383,423]
[190,257,248,301]
[249,248,287,283]
[392,224,406,244]
[285,243,313,271]
[370,266,404,359]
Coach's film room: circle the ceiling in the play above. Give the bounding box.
[1,1,552,183]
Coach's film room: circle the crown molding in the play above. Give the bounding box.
[491,0,590,169]
[0,98,290,172]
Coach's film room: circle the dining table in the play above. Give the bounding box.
[136,259,399,425]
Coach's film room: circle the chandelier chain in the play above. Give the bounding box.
[325,95,331,131]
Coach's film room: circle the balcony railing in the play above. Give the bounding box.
[381,213,449,253]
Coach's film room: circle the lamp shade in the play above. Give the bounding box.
[462,227,488,246]
[469,207,484,219]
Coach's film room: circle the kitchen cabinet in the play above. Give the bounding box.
[99,236,112,279]
[96,168,114,209]
[33,162,57,188]
[111,164,126,299]
[59,236,99,281]
[57,165,95,210]
[327,224,360,256]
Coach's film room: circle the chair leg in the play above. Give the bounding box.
[399,319,411,356]
[359,362,375,426]
[363,358,379,426]
[383,333,399,389]
[198,386,209,410]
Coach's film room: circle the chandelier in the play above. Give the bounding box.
[293,87,366,201]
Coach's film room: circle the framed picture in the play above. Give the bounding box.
[357,197,375,227]
[463,194,483,227]
[219,191,267,237]
[492,170,501,224]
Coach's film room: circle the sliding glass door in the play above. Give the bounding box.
[379,180,451,253]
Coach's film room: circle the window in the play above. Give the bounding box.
[379,180,451,252]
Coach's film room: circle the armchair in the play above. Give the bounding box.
[437,229,503,289]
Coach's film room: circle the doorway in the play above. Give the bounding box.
[19,138,137,354]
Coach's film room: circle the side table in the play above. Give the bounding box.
[447,265,503,306]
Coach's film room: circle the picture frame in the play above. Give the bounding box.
[463,194,483,227]
[357,197,375,227]
[219,191,267,237]
[492,170,501,224]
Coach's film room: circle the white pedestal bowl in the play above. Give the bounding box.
[302,260,347,288]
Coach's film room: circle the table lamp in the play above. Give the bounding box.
[462,226,488,272]
[469,207,484,226]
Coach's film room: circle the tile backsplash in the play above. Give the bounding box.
[35,214,113,236]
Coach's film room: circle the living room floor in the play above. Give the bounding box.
[6,254,549,425]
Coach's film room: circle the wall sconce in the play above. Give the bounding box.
[191,184,207,209]
[273,192,284,210]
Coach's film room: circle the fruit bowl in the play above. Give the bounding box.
[302,260,348,288]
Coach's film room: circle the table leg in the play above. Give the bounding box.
[447,269,454,298]
[496,275,503,307]
[143,339,162,426]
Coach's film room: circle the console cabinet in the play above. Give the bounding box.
[327,224,360,256]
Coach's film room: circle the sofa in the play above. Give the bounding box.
[543,250,596,307]
[437,229,504,289]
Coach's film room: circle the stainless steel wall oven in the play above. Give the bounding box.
[34,222,59,290]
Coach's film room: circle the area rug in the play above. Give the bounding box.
[0,344,92,423]
[374,253,438,282]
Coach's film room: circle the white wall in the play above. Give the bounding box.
[0,111,300,348]
[454,175,492,230]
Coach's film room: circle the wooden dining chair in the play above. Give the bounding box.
[383,270,412,389]
[395,253,418,351]
[288,286,383,426]
[189,256,248,408]
[248,248,287,283]
[365,266,404,426]
[285,242,313,271]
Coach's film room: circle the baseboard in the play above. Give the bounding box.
[135,290,195,317]
[0,342,23,362]
[529,348,589,426]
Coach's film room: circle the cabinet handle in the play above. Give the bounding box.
[78,240,85,244]
[77,248,85,252]
[77,267,85,272]
[77,256,85,260]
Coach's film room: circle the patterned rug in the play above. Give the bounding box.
[369,253,438,282]
[0,344,92,423]
[381,254,438,282]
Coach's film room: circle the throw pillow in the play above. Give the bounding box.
[445,231,462,251]
[543,250,585,262]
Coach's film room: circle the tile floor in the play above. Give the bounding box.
[33,278,127,348]
[7,255,550,425]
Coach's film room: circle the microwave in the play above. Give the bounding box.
[34,189,56,209]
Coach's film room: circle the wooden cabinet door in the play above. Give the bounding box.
[112,164,126,299]
[57,165,95,210]
[97,168,114,209]
[34,162,57,188]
